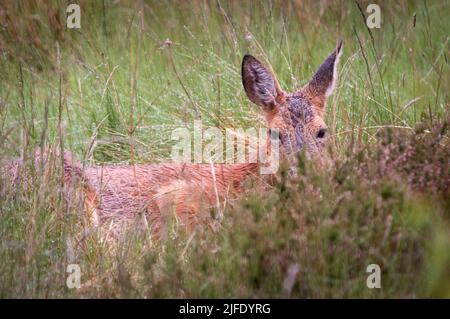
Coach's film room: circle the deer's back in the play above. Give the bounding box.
[83,162,258,223]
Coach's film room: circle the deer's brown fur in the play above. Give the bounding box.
[82,162,260,233]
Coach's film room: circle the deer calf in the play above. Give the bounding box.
[4,41,343,236]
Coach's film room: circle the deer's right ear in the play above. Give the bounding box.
[242,55,280,111]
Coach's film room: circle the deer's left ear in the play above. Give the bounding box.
[305,40,343,100]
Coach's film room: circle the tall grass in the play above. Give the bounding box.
[0,0,449,298]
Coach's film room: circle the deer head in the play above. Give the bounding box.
[242,40,343,159]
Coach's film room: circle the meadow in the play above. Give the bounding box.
[0,0,449,298]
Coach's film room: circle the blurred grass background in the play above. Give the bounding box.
[0,0,449,298]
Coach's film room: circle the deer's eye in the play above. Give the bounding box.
[317,128,327,139]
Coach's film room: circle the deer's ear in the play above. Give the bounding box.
[242,55,280,111]
[306,40,343,100]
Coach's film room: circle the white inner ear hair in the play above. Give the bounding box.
[325,43,343,97]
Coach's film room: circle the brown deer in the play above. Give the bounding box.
[3,41,342,237]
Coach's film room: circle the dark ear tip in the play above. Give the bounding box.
[243,54,255,63]
[336,40,343,53]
